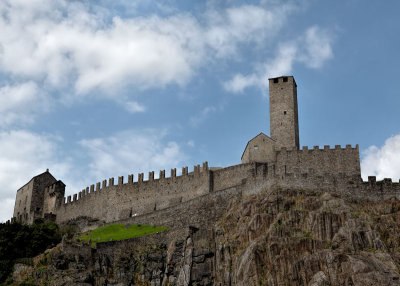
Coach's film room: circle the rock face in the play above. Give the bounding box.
[15,188,400,285]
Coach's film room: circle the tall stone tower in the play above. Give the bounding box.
[269,76,299,149]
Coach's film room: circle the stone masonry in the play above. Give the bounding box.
[11,75,400,225]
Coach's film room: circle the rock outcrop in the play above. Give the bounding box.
[14,188,400,285]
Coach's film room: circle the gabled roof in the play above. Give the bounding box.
[241,132,276,160]
[17,170,57,192]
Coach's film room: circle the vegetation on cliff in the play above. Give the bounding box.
[0,219,63,285]
[77,223,169,246]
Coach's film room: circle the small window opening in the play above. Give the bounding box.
[284,111,287,115]
[283,76,288,82]
[254,145,259,150]
[273,78,279,83]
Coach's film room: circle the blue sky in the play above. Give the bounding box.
[1,0,400,222]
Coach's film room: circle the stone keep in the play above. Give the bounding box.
[269,76,299,149]
[242,76,299,164]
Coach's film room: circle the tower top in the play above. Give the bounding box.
[268,76,297,87]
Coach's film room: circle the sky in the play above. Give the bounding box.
[1,0,400,222]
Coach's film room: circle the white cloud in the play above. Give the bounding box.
[79,129,187,180]
[224,26,334,93]
[124,101,146,113]
[0,0,299,125]
[0,81,45,126]
[205,4,292,57]
[189,106,218,126]
[298,26,333,68]
[361,134,400,181]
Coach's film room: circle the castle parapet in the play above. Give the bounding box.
[118,176,124,185]
[384,178,392,186]
[276,144,361,176]
[160,170,165,179]
[368,176,376,184]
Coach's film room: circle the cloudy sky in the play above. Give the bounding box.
[1,0,400,222]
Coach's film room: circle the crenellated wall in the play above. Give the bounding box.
[274,144,360,176]
[56,162,212,224]
[51,145,365,225]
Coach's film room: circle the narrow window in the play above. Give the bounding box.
[273,78,279,83]
[254,145,259,150]
[284,111,287,115]
[283,76,288,82]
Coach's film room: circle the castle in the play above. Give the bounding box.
[12,76,400,225]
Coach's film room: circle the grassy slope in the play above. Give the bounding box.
[78,224,168,246]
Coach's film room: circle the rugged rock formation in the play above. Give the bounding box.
[14,188,400,285]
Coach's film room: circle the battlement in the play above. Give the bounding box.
[364,176,400,186]
[275,144,359,152]
[274,144,360,176]
[64,162,210,205]
[269,75,297,86]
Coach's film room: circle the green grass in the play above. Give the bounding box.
[77,224,168,246]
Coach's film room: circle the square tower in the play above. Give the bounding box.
[269,76,299,149]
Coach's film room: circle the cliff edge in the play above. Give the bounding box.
[12,187,400,286]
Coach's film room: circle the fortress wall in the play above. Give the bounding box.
[123,185,244,229]
[56,164,211,224]
[240,167,400,203]
[212,163,253,192]
[275,145,360,176]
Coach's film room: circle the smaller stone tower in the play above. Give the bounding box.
[269,76,299,149]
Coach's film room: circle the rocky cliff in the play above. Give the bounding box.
[13,188,400,285]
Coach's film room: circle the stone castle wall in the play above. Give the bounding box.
[111,164,400,233]
[55,163,213,224]
[53,144,364,225]
[275,144,360,176]
[212,163,253,192]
